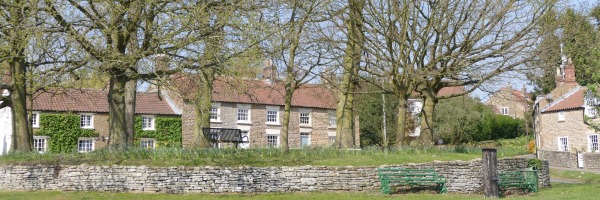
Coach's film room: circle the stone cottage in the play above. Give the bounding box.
[0,88,180,154]
[533,58,600,169]
[164,75,360,149]
[485,85,531,119]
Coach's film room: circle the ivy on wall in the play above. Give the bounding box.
[134,116,182,148]
[35,114,99,153]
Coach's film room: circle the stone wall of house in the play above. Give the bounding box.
[485,88,528,119]
[181,101,337,149]
[538,109,594,152]
[0,158,549,194]
[539,150,600,169]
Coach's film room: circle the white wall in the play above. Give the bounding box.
[0,106,11,155]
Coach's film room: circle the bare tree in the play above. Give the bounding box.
[363,0,553,145]
[45,0,208,149]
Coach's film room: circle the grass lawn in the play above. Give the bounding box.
[0,137,530,167]
[0,183,598,200]
[550,169,600,184]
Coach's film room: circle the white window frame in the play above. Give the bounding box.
[585,98,597,118]
[558,137,568,152]
[141,115,155,130]
[328,110,336,128]
[558,111,566,122]
[589,134,599,153]
[80,113,94,129]
[267,135,279,147]
[299,108,311,126]
[33,136,48,153]
[78,138,95,153]
[300,132,311,148]
[266,106,280,125]
[210,102,221,122]
[237,104,252,124]
[140,138,156,149]
[501,107,509,115]
[31,111,40,128]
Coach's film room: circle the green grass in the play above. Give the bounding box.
[0,183,598,200]
[0,137,529,167]
[550,169,600,183]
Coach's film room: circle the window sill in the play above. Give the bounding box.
[81,127,95,130]
[299,124,312,128]
[266,122,281,126]
[328,126,336,129]
[210,120,222,123]
[142,128,156,131]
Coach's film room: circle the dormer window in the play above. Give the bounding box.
[585,97,597,118]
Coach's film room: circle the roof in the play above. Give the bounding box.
[437,86,466,97]
[541,86,586,113]
[31,88,178,115]
[171,75,337,109]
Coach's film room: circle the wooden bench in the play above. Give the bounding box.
[377,168,447,194]
[498,171,536,197]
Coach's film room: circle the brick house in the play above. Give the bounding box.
[26,88,180,153]
[165,75,359,149]
[533,59,600,169]
[485,85,531,119]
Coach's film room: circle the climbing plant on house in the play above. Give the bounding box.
[134,117,182,148]
[35,114,99,153]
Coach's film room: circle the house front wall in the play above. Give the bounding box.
[538,109,595,152]
[181,102,336,148]
[486,90,528,119]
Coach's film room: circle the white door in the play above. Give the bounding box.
[240,131,249,149]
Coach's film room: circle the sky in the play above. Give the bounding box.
[472,0,600,102]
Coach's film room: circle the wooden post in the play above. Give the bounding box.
[482,148,499,198]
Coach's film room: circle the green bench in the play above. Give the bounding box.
[498,171,536,197]
[377,168,447,194]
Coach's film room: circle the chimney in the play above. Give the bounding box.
[262,59,277,83]
[563,58,575,83]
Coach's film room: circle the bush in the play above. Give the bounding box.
[528,140,536,154]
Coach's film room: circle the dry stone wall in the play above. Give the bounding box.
[0,158,549,194]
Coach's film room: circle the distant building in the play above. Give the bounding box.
[485,85,531,119]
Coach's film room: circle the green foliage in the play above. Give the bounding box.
[528,158,542,170]
[434,96,493,144]
[355,84,397,147]
[475,114,525,141]
[134,117,182,148]
[35,114,99,153]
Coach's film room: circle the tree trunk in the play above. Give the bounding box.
[125,79,137,145]
[335,0,364,149]
[281,90,293,153]
[8,59,32,152]
[107,72,128,150]
[419,92,437,145]
[193,69,214,148]
[395,97,407,146]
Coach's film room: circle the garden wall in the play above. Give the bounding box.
[0,158,549,194]
[539,150,600,169]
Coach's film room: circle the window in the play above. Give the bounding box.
[78,138,95,152]
[300,132,310,148]
[329,136,336,144]
[80,114,94,128]
[142,116,155,130]
[240,131,249,149]
[267,135,279,147]
[501,107,509,115]
[140,138,156,149]
[328,111,336,128]
[237,104,251,123]
[31,112,40,128]
[33,136,48,153]
[589,135,599,152]
[586,107,597,118]
[558,137,568,152]
[300,113,311,125]
[558,112,565,122]
[210,103,221,122]
[266,106,279,124]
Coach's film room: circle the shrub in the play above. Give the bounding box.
[528,140,536,154]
